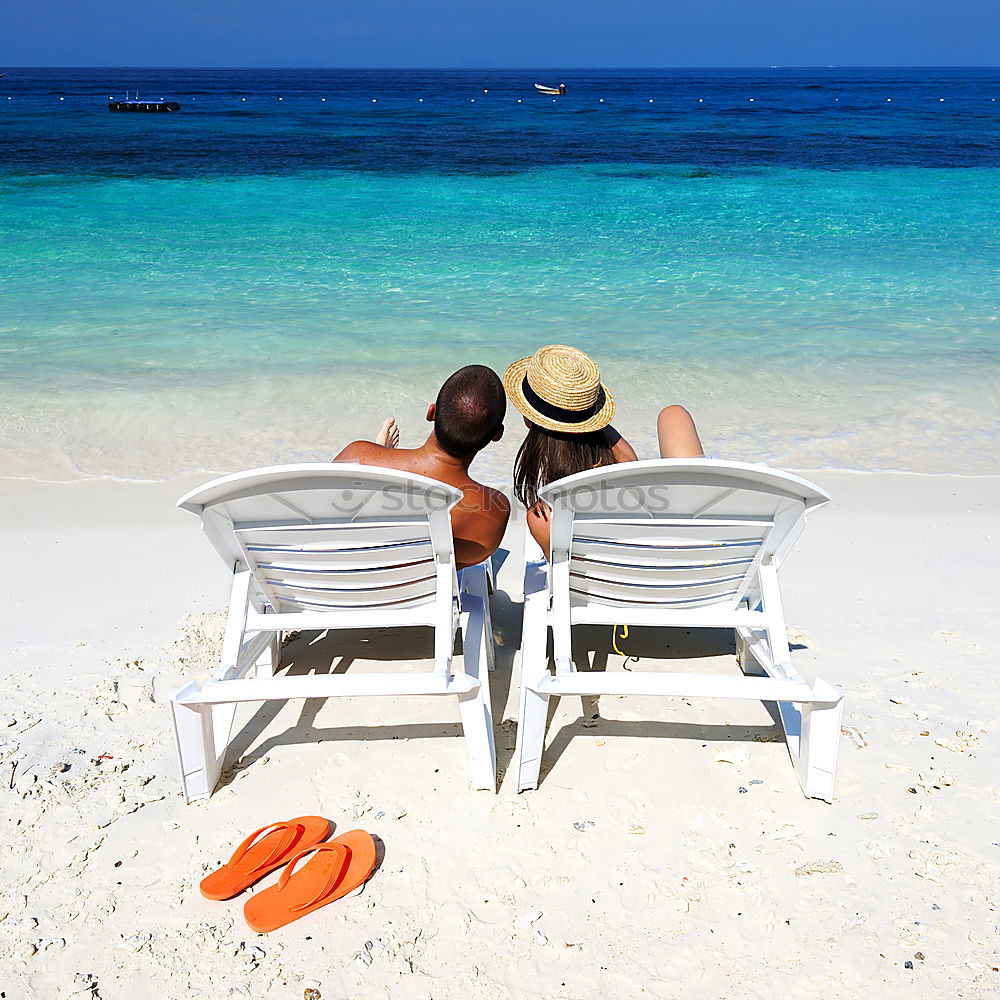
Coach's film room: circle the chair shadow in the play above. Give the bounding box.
[537,708,786,785]
[213,545,807,795]
[528,624,792,788]
[485,555,521,787]
[490,547,511,580]
[218,559,523,791]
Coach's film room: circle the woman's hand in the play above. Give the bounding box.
[529,501,550,523]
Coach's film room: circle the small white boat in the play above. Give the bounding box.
[534,83,566,95]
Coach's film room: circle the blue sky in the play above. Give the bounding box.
[5,0,998,67]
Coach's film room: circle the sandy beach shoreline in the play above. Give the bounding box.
[1,469,998,998]
[5,375,1000,484]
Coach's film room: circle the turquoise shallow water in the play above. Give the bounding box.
[2,69,999,479]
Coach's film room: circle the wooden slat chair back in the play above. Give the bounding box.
[170,464,496,802]
[514,459,845,801]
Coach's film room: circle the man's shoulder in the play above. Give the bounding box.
[459,480,511,522]
[450,478,510,566]
[335,441,415,468]
[334,440,379,463]
[481,483,511,516]
[335,447,509,525]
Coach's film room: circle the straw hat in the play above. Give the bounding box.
[503,345,615,434]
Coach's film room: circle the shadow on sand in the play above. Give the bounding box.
[216,547,806,793]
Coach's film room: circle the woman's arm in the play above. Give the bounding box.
[604,424,638,463]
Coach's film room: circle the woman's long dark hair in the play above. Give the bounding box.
[513,423,616,508]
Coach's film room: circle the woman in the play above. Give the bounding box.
[503,344,704,557]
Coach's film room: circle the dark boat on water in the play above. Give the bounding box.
[109,91,180,113]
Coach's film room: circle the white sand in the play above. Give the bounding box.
[1,470,998,999]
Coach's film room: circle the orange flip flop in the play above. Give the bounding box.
[200,816,331,901]
[243,829,378,933]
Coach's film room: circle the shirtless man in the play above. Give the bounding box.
[335,365,510,569]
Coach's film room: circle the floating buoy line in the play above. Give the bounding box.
[4,94,1000,108]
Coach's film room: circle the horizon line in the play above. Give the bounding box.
[4,64,1000,71]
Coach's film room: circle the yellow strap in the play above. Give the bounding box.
[612,624,629,656]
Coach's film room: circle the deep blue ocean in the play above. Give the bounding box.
[6,67,1000,174]
[1,68,998,479]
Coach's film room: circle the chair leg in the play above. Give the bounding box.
[735,627,767,676]
[516,552,552,791]
[457,688,496,791]
[795,681,845,802]
[458,584,497,790]
[170,684,225,803]
[515,685,550,791]
[254,633,281,678]
[483,586,496,673]
[463,562,496,672]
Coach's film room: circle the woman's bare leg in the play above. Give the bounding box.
[656,405,704,458]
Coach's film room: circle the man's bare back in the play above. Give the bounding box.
[335,415,510,570]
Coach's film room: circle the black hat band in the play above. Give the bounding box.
[522,376,605,425]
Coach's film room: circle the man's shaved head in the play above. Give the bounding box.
[433,365,506,459]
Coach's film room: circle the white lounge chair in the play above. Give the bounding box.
[513,459,844,801]
[169,464,496,802]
